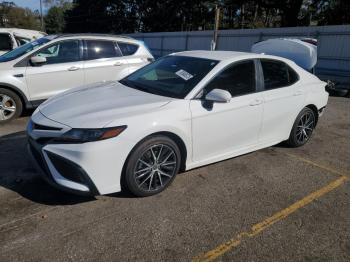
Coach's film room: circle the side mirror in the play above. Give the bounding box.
[30,56,47,66]
[205,89,232,103]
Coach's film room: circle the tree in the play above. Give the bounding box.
[62,0,350,33]
[311,0,350,25]
[45,6,66,33]
[0,1,41,30]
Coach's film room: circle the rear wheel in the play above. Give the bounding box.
[124,136,181,197]
[0,88,23,124]
[287,107,316,147]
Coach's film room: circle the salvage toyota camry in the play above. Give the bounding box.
[27,51,329,196]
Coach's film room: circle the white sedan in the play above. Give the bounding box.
[27,51,329,197]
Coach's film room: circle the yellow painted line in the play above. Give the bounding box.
[283,152,349,177]
[192,175,349,262]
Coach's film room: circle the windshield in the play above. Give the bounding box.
[120,56,218,99]
[0,37,52,62]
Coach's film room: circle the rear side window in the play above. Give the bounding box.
[0,33,12,51]
[204,60,256,97]
[86,40,121,60]
[118,42,139,56]
[261,59,299,90]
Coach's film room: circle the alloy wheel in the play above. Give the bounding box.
[0,94,16,121]
[296,111,315,144]
[134,144,177,192]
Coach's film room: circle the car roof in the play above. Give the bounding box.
[53,33,138,43]
[171,50,298,66]
[171,50,256,61]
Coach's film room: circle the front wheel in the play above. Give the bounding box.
[286,107,316,147]
[0,88,23,124]
[124,136,181,197]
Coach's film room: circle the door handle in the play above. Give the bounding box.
[114,61,123,66]
[67,66,80,71]
[294,90,303,96]
[249,98,263,106]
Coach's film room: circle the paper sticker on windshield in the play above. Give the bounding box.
[176,69,193,81]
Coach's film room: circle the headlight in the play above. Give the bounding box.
[54,126,127,143]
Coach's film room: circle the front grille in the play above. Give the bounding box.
[28,138,54,183]
[33,123,62,131]
[36,137,54,145]
[29,141,46,168]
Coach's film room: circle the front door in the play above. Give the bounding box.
[25,39,84,101]
[190,60,264,162]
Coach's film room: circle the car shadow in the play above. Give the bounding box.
[0,131,97,205]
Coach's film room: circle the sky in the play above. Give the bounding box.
[7,0,45,11]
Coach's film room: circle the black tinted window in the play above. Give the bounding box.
[87,40,120,60]
[118,42,139,56]
[35,40,80,64]
[288,67,299,84]
[204,60,256,97]
[0,33,12,51]
[261,59,298,90]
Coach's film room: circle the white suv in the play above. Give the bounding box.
[0,28,46,55]
[0,34,154,123]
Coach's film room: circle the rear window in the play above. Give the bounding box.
[261,59,299,90]
[0,33,12,51]
[86,40,121,60]
[118,42,139,56]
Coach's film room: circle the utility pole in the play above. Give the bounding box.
[211,6,220,51]
[40,0,44,31]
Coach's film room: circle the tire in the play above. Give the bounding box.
[286,107,316,147]
[124,135,181,197]
[0,88,23,124]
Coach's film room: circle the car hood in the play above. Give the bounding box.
[38,81,173,128]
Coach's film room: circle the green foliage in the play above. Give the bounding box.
[45,6,66,33]
[1,0,350,34]
[0,1,41,30]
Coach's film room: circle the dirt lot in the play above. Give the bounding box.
[0,96,349,262]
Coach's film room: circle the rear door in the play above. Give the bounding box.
[25,39,84,101]
[117,41,149,74]
[258,59,303,143]
[83,39,130,84]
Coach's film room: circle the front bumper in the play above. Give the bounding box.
[27,112,135,195]
[28,137,99,196]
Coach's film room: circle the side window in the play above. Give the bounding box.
[118,42,139,56]
[86,40,121,60]
[35,40,80,65]
[0,33,13,51]
[261,59,299,90]
[204,60,256,97]
[288,66,299,84]
[15,36,31,46]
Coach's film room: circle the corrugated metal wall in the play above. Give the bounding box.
[131,25,350,84]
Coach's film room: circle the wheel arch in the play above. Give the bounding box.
[120,131,188,190]
[305,104,319,126]
[0,83,31,109]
